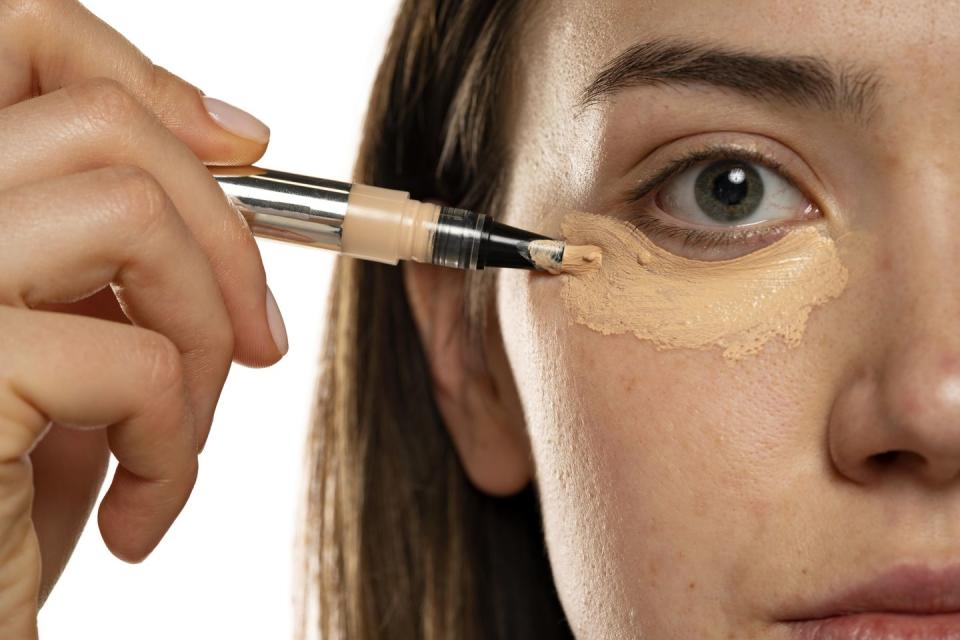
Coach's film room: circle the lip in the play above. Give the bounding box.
[783,564,960,640]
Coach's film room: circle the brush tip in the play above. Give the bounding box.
[526,240,603,274]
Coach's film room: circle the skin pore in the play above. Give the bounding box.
[424,0,960,638]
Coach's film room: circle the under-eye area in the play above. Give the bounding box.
[559,211,848,360]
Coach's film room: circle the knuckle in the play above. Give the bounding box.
[140,63,168,100]
[183,316,234,391]
[106,165,171,235]
[1,0,77,46]
[0,0,44,22]
[68,78,143,133]
[0,0,23,19]
[0,0,35,47]
[139,332,185,397]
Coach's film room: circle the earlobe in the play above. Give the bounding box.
[402,261,533,496]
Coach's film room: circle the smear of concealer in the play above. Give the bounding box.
[528,239,603,274]
[560,211,849,360]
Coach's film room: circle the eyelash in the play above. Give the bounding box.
[625,146,812,251]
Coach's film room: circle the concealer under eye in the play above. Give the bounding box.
[624,146,823,261]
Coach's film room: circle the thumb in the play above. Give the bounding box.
[0,407,48,639]
[0,453,41,640]
[2,0,269,166]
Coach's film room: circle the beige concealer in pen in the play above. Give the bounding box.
[211,167,600,274]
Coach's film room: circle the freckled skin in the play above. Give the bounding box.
[494,1,960,638]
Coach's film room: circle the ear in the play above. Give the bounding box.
[403,261,533,496]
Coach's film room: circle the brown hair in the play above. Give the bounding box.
[297,1,572,639]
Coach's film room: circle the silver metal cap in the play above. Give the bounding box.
[212,167,352,250]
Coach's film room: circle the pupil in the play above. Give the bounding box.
[713,168,749,205]
[693,160,763,222]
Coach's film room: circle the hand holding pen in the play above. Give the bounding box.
[0,2,286,636]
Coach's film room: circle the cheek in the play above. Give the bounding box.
[498,269,834,637]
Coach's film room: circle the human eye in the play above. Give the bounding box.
[624,146,822,260]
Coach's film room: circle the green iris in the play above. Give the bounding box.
[693,160,764,222]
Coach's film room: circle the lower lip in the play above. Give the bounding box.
[788,613,960,640]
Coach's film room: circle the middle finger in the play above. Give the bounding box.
[0,166,233,447]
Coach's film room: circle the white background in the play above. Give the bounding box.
[38,1,399,638]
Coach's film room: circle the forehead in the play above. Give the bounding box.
[526,0,958,64]
[515,0,960,122]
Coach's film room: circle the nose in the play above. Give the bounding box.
[826,137,960,487]
[823,104,960,487]
[829,339,960,486]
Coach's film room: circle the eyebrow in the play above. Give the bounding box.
[580,39,881,122]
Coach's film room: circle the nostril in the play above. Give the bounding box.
[867,450,913,473]
[867,449,929,473]
[869,450,902,468]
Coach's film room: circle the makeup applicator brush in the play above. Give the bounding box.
[212,166,602,274]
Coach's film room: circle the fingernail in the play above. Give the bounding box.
[202,96,271,144]
[265,286,288,356]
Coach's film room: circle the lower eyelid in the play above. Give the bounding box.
[627,208,821,260]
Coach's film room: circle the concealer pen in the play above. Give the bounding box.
[211,167,600,274]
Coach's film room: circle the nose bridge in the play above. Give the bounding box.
[870,145,960,324]
[826,146,960,486]
[878,166,960,466]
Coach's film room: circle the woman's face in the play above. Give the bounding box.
[496,1,960,637]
